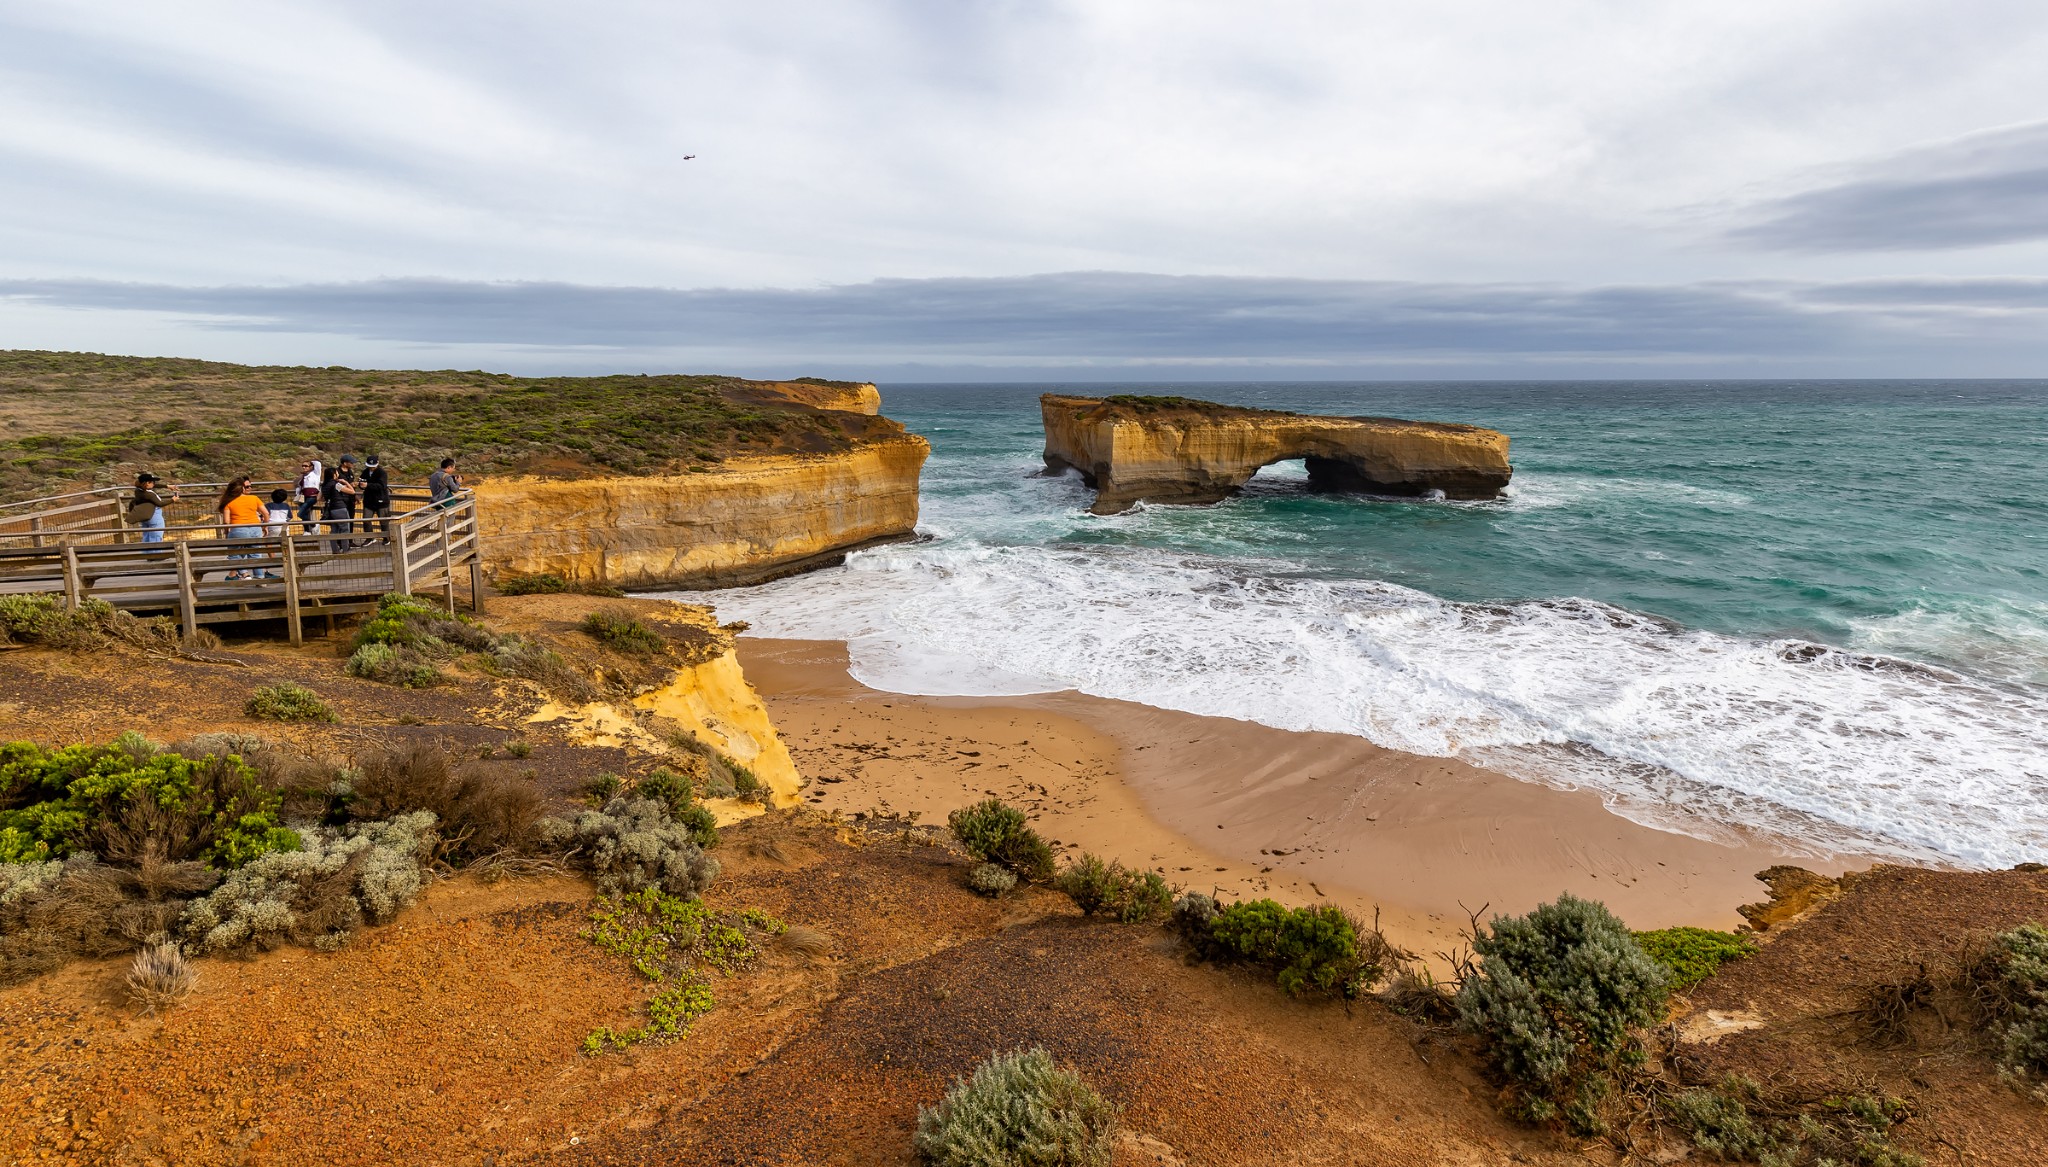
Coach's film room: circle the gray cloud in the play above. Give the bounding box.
[6,272,2047,376]
[1732,122,2048,252]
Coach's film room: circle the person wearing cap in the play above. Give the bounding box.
[360,454,393,542]
[128,472,179,544]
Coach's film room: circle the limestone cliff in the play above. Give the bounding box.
[1041,394,1511,514]
[473,433,928,589]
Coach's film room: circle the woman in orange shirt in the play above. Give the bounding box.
[217,477,268,580]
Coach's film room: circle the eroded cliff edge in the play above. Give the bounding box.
[475,433,928,589]
[1041,393,1511,514]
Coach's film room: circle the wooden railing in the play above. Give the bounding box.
[0,488,483,646]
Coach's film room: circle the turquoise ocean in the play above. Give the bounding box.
[677,381,2048,869]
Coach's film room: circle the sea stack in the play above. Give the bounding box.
[1040,394,1512,515]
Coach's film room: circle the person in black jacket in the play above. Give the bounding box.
[321,457,361,550]
[360,454,393,543]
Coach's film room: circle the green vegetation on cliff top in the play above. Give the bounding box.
[0,350,890,497]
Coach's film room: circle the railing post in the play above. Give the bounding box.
[391,512,412,597]
[281,534,303,647]
[439,511,457,613]
[112,497,129,544]
[29,515,44,548]
[174,539,198,640]
[61,545,82,609]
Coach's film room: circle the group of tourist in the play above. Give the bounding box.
[126,455,464,578]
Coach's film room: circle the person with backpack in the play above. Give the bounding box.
[128,472,178,544]
[360,454,393,542]
[428,456,462,508]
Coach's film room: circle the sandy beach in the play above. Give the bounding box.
[740,636,1862,954]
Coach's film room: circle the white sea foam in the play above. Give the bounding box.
[667,539,2048,869]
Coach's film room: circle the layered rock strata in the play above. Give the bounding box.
[473,434,928,589]
[1041,394,1511,514]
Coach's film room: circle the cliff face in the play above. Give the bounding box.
[473,433,929,589]
[1041,394,1511,514]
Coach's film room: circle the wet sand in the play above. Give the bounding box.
[740,637,1861,954]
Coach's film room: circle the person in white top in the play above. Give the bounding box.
[296,458,324,534]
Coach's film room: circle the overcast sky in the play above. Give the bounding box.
[3,0,2047,379]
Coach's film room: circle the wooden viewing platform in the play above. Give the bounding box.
[0,482,484,645]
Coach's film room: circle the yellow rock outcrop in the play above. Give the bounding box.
[472,434,929,589]
[1041,394,1511,514]
[516,597,803,817]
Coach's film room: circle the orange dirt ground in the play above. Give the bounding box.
[2,601,2044,1165]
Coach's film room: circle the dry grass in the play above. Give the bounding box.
[125,942,197,1016]
[779,926,834,964]
[349,742,544,866]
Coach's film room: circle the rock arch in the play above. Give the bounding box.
[1039,394,1511,515]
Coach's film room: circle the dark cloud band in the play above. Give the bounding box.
[4,272,2047,371]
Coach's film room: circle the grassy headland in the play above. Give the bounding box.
[0,350,890,497]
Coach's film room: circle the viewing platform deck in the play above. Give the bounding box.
[0,483,483,645]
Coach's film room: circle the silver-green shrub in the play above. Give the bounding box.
[532,796,720,899]
[913,1047,1117,1167]
[0,859,65,907]
[968,863,1017,897]
[182,811,437,954]
[1455,893,1671,1134]
[1991,922,2048,1100]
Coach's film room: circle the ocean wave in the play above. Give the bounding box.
[668,539,2048,869]
[1848,597,2048,688]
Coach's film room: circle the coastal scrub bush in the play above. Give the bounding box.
[0,594,114,650]
[346,641,440,687]
[181,810,437,954]
[1207,898,1392,998]
[497,571,568,595]
[912,1047,1117,1167]
[1633,926,1759,991]
[948,799,1055,883]
[1456,894,1671,1134]
[347,593,593,698]
[636,768,719,849]
[0,734,298,868]
[666,730,759,800]
[579,608,665,655]
[346,741,543,865]
[0,595,198,653]
[485,634,595,700]
[126,941,197,1016]
[1056,853,1173,924]
[578,886,785,1053]
[1982,922,2048,1099]
[968,863,1017,897]
[245,682,337,724]
[1,854,217,985]
[1666,1075,1924,1167]
[496,571,625,598]
[533,796,720,899]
